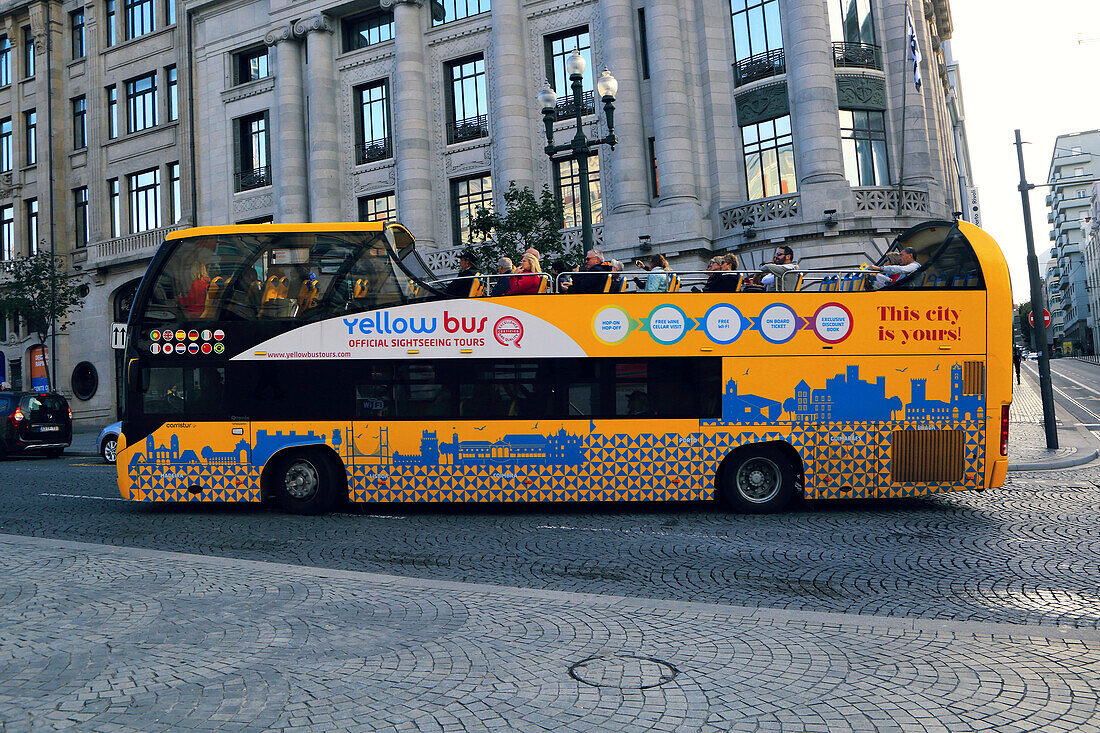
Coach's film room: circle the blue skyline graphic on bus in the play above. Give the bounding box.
[388,429,585,467]
[785,365,903,423]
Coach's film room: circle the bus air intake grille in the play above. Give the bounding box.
[890,430,964,483]
[962,361,984,395]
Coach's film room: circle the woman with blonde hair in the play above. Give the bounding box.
[506,251,544,295]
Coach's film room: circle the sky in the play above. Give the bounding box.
[947,0,1100,304]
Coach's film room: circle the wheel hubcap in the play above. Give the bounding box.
[735,457,781,504]
[104,440,117,463]
[284,459,319,500]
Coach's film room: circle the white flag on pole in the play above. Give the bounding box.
[906,2,923,91]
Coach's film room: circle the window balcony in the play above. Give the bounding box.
[74,223,185,270]
[355,137,392,165]
[733,48,785,87]
[234,165,270,192]
[832,42,882,71]
[447,114,488,145]
[554,90,595,119]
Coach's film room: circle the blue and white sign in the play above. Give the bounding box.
[702,304,748,345]
[593,306,632,344]
[757,303,799,345]
[646,305,689,345]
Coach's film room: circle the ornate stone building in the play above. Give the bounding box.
[0,0,973,424]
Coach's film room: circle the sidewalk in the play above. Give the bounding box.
[1008,367,1100,471]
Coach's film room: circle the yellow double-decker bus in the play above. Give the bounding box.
[116,219,1011,514]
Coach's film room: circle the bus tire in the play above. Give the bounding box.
[719,445,796,514]
[268,450,342,515]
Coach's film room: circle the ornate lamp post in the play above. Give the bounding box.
[538,50,618,255]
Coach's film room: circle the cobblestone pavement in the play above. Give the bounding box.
[3,534,1099,733]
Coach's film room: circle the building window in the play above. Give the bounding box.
[555,154,602,228]
[72,96,87,148]
[450,173,492,245]
[234,47,268,85]
[446,55,488,144]
[741,114,797,200]
[165,0,175,26]
[730,0,784,85]
[433,0,490,26]
[637,9,650,80]
[343,10,393,52]
[126,73,157,133]
[71,10,86,59]
[23,110,35,166]
[0,37,8,86]
[358,192,396,222]
[125,0,155,40]
[839,109,889,187]
[22,27,33,79]
[354,80,391,164]
[75,187,89,248]
[0,206,13,261]
[545,27,594,117]
[166,65,178,121]
[128,168,160,233]
[107,86,118,138]
[109,179,121,237]
[649,137,659,198]
[828,0,880,68]
[234,111,270,192]
[106,0,117,47]
[25,199,37,255]
[168,162,181,223]
[0,118,11,172]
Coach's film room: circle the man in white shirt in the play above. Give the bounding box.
[759,246,799,291]
[869,246,920,285]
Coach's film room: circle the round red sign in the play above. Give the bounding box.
[493,316,523,348]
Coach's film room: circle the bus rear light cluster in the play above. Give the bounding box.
[10,406,25,425]
[1000,405,1010,456]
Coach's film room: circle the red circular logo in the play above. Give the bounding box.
[213,330,225,341]
[201,342,212,355]
[493,316,524,348]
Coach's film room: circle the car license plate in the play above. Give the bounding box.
[40,426,60,432]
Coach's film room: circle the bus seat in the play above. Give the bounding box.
[409,283,422,298]
[353,278,370,299]
[602,274,613,293]
[668,274,681,293]
[467,275,485,298]
[261,275,283,302]
[950,271,967,287]
[965,270,979,287]
[610,277,625,293]
[298,279,320,312]
[537,277,548,294]
[199,276,227,319]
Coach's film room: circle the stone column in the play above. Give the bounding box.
[296,15,341,222]
[783,0,844,187]
[488,0,533,193]
[382,0,436,247]
[646,0,696,204]
[265,25,308,221]
[598,0,649,213]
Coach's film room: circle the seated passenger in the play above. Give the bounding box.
[550,259,572,293]
[506,252,543,295]
[178,263,211,317]
[566,249,613,293]
[491,257,514,297]
[445,251,480,298]
[704,254,741,292]
[634,254,669,292]
[869,246,919,285]
[757,246,799,292]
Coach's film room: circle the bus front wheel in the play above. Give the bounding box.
[268,450,342,515]
[719,445,796,513]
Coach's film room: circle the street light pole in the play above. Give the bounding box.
[538,51,617,258]
[1014,128,1058,449]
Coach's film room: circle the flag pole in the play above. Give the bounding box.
[896,0,910,216]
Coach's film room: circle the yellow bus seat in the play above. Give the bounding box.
[298,279,320,312]
[467,275,484,298]
[602,274,613,293]
[199,276,227,319]
[353,278,370,299]
[537,277,548,294]
[668,274,681,292]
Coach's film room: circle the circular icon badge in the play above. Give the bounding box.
[702,304,746,345]
[201,342,212,355]
[201,329,212,341]
[647,305,689,345]
[149,330,161,341]
[188,342,199,354]
[163,330,173,341]
[174,329,186,341]
[213,343,225,354]
[593,306,631,344]
[213,330,225,341]
[174,343,187,354]
[757,303,799,345]
[812,302,854,344]
[493,316,523,348]
[150,342,161,355]
[187,330,199,341]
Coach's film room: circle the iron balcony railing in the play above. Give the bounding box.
[355,137,393,165]
[555,89,595,119]
[447,114,489,145]
[733,48,785,87]
[832,42,883,70]
[234,165,271,192]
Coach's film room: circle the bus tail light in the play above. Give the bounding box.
[1000,405,1009,456]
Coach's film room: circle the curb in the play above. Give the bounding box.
[1009,447,1099,472]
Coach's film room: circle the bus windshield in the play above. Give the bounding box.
[138,227,439,325]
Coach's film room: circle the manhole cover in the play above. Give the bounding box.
[568,655,680,689]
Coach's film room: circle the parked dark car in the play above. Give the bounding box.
[0,391,73,459]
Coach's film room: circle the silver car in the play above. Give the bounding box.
[98,420,121,464]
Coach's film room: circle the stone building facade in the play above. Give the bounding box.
[1,0,972,424]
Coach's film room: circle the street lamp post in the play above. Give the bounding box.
[538,50,617,257]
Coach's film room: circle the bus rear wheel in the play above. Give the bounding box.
[720,445,796,514]
[269,450,342,515]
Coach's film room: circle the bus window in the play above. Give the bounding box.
[142,366,225,416]
[457,361,551,419]
[885,222,984,290]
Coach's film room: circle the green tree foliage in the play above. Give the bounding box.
[1017,302,1033,348]
[467,183,571,271]
[0,253,86,389]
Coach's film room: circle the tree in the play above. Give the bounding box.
[0,253,86,390]
[467,183,569,271]
[1017,302,1033,349]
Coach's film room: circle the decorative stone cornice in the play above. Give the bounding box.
[293,14,335,37]
[264,23,295,46]
[836,74,886,111]
[734,82,789,127]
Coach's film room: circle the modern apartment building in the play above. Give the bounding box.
[1085,181,1100,353]
[1,0,973,424]
[1046,130,1099,356]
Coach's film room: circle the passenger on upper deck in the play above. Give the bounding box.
[704,254,741,293]
[179,262,211,317]
[869,246,919,283]
[491,257,514,297]
[506,252,543,295]
[637,254,670,293]
[446,251,480,298]
[565,249,614,293]
[758,246,798,292]
[549,260,571,293]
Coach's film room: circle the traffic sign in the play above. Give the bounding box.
[1028,309,1051,328]
[111,322,128,350]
